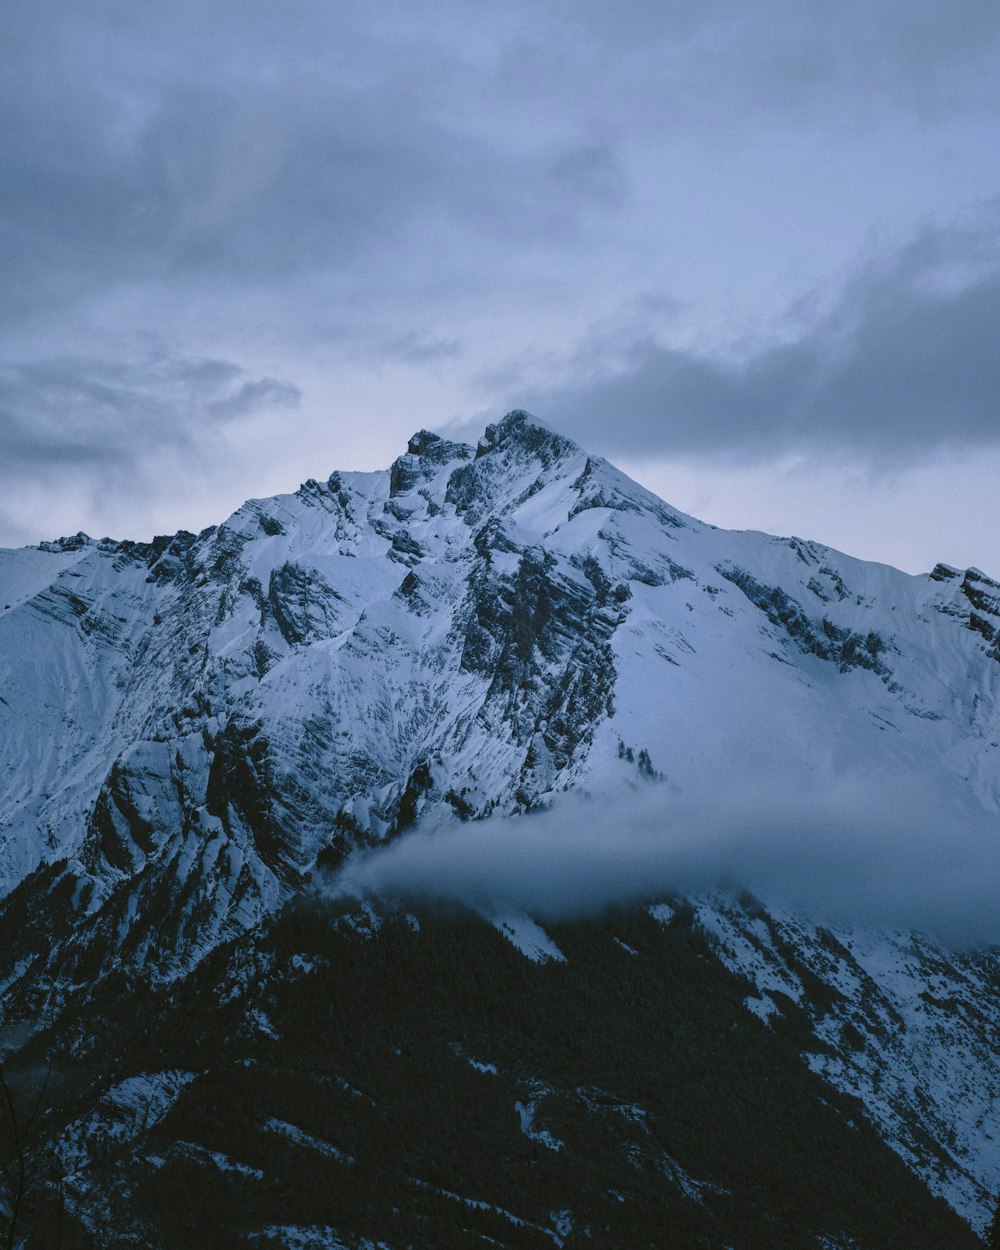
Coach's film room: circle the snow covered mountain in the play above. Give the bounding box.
[3,410,1000,1246]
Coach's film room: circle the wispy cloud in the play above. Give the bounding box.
[327,769,1000,946]
[3,0,1000,555]
[0,351,302,543]
[0,353,301,470]
[530,206,1000,465]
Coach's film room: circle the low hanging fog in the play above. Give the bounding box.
[327,769,1000,946]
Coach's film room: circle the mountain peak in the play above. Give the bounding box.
[475,409,578,461]
[390,428,474,497]
[7,406,1000,1244]
[406,429,446,456]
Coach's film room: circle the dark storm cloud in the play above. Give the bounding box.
[0,353,301,470]
[206,377,302,421]
[532,213,1000,463]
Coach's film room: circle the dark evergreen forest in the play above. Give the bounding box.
[1,894,985,1249]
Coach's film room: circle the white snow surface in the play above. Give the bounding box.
[248,1231,389,1250]
[515,1094,565,1151]
[263,1118,354,1165]
[487,908,567,964]
[56,1070,197,1183]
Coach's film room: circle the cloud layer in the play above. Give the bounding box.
[3,1,1000,558]
[530,211,1000,464]
[0,354,300,471]
[0,352,301,545]
[328,772,1000,946]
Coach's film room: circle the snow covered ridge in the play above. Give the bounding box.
[4,412,1000,876]
[5,410,1000,1230]
[4,408,1000,960]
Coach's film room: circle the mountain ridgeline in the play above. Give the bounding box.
[2,411,1000,1248]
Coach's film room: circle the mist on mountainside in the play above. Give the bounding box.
[328,764,1000,946]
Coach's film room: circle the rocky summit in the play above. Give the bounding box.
[2,411,1000,1248]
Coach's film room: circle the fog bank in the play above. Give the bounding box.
[326,771,1000,946]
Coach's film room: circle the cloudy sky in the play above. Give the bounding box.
[3,0,999,573]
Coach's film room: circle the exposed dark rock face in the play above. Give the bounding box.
[266,562,346,646]
[717,563,893,679]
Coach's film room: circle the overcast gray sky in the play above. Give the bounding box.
[3,0,999,573]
